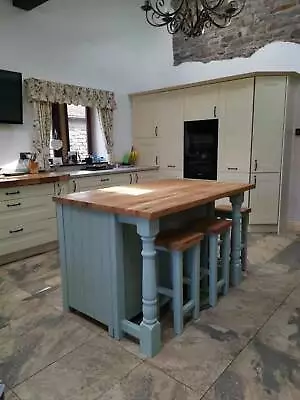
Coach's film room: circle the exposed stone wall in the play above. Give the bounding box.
[68,105,88,159]
[173,1,300,65]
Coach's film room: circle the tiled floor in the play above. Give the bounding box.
[1,233,300,399]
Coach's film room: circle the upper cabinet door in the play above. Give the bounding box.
[157,92,184,170]
[184,84,220,121]
[132,94,158,139]
[251,76,287,173]
[218,78,254,174]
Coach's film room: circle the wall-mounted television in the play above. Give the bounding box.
[0,69,23,124]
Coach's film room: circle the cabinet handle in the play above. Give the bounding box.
[129,174,132,184]
[213,106,217,118]
[6,190,20,196]
[101,178,110,182]
[9,227,24,234]
[167,165,176,168]
[254,159,258,171]
[7,202,21,208]
[155,156,159,166]
[136,173,139,183]
[227,167,238,171]
[254,175,257,186]
[154,126,158,137]
[73,180,77,192]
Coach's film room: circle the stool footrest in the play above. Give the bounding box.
[183,299,195,315]
[192,218,232,235]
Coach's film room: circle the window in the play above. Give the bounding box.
[51,104,108,163]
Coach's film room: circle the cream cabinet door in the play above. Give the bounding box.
[159,168,183,179]
[218,78,254,174]
[184,84,220,121]
[134,138,159,167]
[157,92,184,171]
[216,171,250,207]
[249,173,280,225]
[132,94,158,139]
[251,76,287,173]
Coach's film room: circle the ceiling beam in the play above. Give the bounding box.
[13,0,49,11]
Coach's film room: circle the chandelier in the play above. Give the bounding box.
[141,0,246,38]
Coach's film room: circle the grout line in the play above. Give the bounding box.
[198,281,300,399]
[11,331,98,391]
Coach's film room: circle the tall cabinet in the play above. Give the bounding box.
[130,72,300,232]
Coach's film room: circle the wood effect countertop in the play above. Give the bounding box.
[54,179,255,220]
[0,172,70,188]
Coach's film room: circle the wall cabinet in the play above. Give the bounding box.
[134,139,158,167]
[184,84,219,121]
[132,94,158,139]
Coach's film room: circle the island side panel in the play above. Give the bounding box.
[59,204,115,332]
[56,204,69,312]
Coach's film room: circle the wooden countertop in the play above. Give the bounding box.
[0,172,70,188]
[54,179,255,220]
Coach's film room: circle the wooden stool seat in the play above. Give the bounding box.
[155,226,203,335]
[193,218,232,235]
[156,228,204,251]
[215,205,251,214]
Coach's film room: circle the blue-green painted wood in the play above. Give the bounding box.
[121,319,141,339]
[230,194,244,286]
[209,234,218,307]
[61,205,114,332]
[137,219,161,357]
[221,230,230,296]
[171,250,184,335]
[56,204,69,312]
[241,212,249,271]
[191,244,201,320]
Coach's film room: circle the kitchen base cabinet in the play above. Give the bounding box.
[249,173,281,226]
[159,169,183,179]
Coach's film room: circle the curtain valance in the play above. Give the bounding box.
[24,78,116,110]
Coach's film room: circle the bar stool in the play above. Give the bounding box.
[215,205,251,271]
[155,227,204,335]
[193,218,232,308]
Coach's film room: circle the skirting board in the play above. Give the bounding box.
[286,221,300,233]
[0,241,58,267]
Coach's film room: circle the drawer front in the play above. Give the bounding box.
[0,198,55,228]
[0,183,54,201]
[77,176,112,191]
[0,219,57,256]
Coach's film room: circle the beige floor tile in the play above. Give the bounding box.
[149,323,243,395]
[0,307,97,388]
[100,363,198,400]
[14,335,140,400]
[5,391,20,400]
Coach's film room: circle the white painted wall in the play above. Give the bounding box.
[1,0,300,219]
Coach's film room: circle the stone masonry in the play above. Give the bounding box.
[68,105,89,160]
[173,0,300,65]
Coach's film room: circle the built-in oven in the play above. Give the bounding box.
[184,119,218,180]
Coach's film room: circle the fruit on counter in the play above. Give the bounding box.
[129,146,138,165]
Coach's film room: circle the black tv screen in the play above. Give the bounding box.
[0,69,23,124]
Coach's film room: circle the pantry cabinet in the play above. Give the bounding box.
[218,78,254,174]
[251,76,287,173]
[131,72,300,232]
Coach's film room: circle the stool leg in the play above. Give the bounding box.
[209,234,218,308]
[221,229,231,296]
[191,244,201,320]
[241,213,249,272]
[171,250,183,335]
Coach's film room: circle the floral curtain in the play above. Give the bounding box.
[24,78,117,165]
[24,78,116,110]
[97,106,114,163]
[32,101,52,171]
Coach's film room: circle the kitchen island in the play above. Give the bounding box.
[54,179,254,357]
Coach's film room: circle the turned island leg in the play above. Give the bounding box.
[230,194,244,286]
[137,219,161,357]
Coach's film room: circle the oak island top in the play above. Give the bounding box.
[54,179,255,220]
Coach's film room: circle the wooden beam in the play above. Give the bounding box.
[13,0,49,11]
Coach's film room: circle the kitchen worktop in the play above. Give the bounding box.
[54,179,255,220]
[0,166,158,188]
[0,172,70,189]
